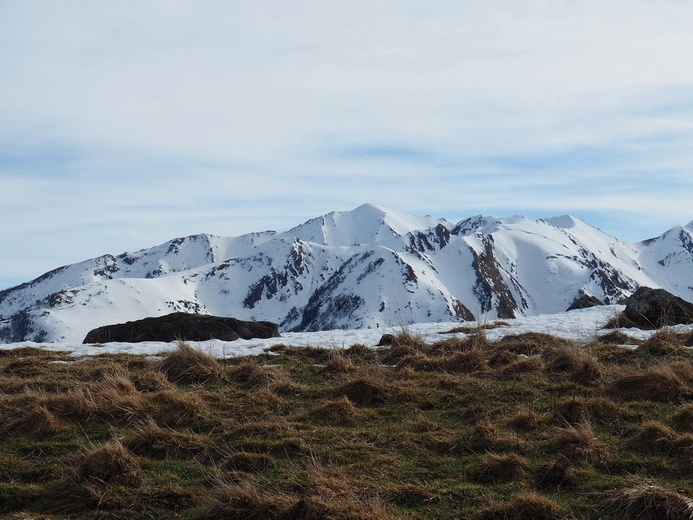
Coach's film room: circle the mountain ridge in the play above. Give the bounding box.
[1,204,692,343]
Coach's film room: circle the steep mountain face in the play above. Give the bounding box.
[1,203,691,343]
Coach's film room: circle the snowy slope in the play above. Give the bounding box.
[1,203,692,343]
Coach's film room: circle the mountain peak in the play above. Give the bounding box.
[288,204,448,246]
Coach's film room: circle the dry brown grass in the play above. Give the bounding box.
[638,329,684,356]
[388,330,428,349]
[305,396,360,425]
[506,410,548,433]
[388,482,441,507]
[465,418,527,454]
[628,421,678,455]
[381,344,421,365]
[598,330,640,345]
[476,492,566,520]
[553,422,607,462]
[203,480,295,520]
[75,440,142,487]
[335,378,390,407]
[3,357,50,378]
[471,452,527,483]
[230,359,285,388]
[554,397,619,426]
[500,355,544,375]
[494,332,574,356]
[124,418,212,459]
[288,463,397,520]
[394,351,436,371]
[434,331,491,352]
[667,360,693,383]
[600,483,693,520]
[672,403,693,431]
[221,451,276,473]
[322,350,356,373]
[608,365,688,402]
[536,459,574,490]
[5,406,63,437]
[487,348,520,368]
[159,341,224,384]
[684,331,693,347]
[133,370,175,393]
[8,328,693,519]
[544,344,602,384]
[335,368,392,407]
[46,375,147,426]
[435,348,488,373]
[144,389,210,427]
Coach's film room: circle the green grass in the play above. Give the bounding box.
[2,332,693,518]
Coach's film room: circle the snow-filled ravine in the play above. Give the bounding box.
[2,305,691,359]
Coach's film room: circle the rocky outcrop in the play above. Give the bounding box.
[83,313,280,343]
[567,293,604,311]
[624,287,693,329]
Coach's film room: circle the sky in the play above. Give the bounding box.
[2,1,693,290]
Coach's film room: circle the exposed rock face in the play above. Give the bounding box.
[83,313,280,343]
[567,293,604,311]
[624,287,693,329]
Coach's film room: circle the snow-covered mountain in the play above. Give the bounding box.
[1,203,692,343]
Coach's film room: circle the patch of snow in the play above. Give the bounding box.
[3,305,687,359]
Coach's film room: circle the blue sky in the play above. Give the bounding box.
[2,1,693,290]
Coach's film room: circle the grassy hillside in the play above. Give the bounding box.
[2,326,693,519]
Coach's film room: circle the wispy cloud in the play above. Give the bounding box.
[1,1,693,288]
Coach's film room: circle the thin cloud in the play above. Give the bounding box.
[1,1,693,287]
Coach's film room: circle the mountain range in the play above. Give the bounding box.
[1,203,692,344]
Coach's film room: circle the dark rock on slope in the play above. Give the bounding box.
[567,293,604,311]
[83,312,280,343]
[624,287,693,329]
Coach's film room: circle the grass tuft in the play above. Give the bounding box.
[544,344,602,384]
[673,403,693,431]
[600,484,693,520]
[230,359,284,388]
[631,420,678,453]
[159,341,224,384]
[203,480,295,520]
[322,350,356,373]
[638,329,684,356]
[305,396,360,425]
[5,406,62,437]
[75,440,142,487]
[436,348,488,373]
[335,369,391,407]
[124,417,212,459]
[476,492,566,520]
[598,330,640,345]
[471,452,527,483]
[553,422,606,462]
[608,365,687,402]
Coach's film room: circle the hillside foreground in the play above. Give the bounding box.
[2,307,693,518]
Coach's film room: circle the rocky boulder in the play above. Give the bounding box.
[624,287,693,329]
[83,312,281,343]
[567,293,604,311]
